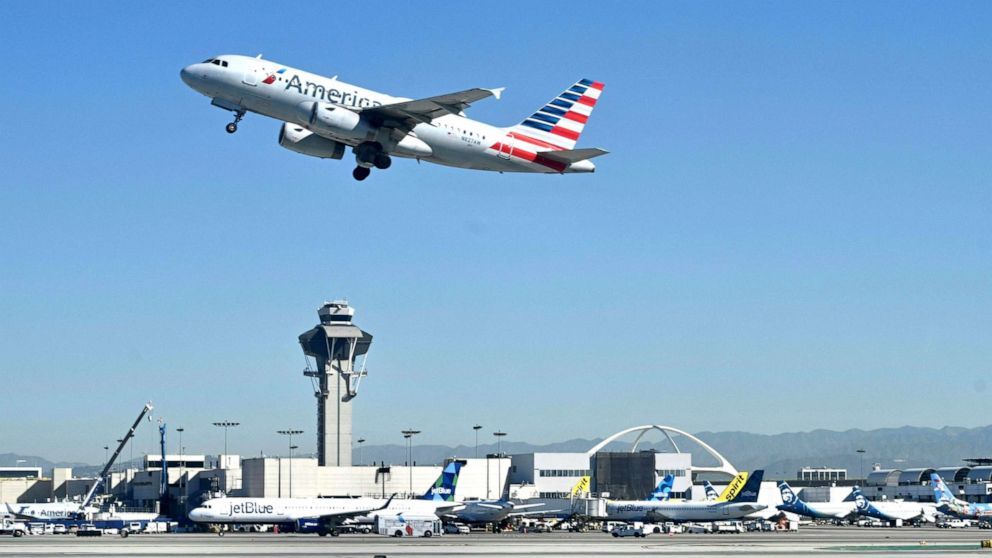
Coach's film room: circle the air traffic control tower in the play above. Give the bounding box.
[298,300,373,467]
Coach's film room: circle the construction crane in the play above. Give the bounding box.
[79,402,154,512]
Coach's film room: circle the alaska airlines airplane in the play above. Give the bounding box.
[931,473,992,519]
[851,486,937,523]
[604,470,766,523]
[189,461,462,535]
[775,481,856,520]
[180,55,607,181]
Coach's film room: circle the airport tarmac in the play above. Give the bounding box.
[1,527,990,557]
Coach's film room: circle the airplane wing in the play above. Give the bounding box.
[360,87,505,128]
[534,148,609,165]
[301,494,396,525]
[508,508,562,517]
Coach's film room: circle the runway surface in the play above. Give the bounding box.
[1,526,990,557]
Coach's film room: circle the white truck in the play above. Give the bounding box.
[1,518,29,537]
[375,516,442,538]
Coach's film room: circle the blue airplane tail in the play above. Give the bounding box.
[730,470,764,503]
[648,474,674,501]
[931,473,954,504]
[421,460,462,501]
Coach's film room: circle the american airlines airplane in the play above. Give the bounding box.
[604,470,766,523]
[2,502,99,521]
[189,461,462,536]
[180,55,607,181]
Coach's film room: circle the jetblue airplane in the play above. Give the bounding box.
[604,470,766,523]
[775,481,857,520]
[189,461,462,536]
[931,473,992,519]
[180,55,607,181]
[851,486,937,524]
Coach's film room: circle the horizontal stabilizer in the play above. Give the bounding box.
[537,148,609,165]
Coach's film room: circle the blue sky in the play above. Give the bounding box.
[0,1,989,463]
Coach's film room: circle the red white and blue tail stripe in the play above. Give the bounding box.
[511,78,604,151]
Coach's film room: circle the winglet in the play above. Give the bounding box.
[487,87,505,100]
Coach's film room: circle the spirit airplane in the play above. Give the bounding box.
[181,55,607,181]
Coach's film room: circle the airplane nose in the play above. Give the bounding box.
[188,508,203,521]
[180,65,199,88]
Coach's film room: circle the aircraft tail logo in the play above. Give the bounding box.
[648,474,674,501]
[703,481,719,501]
[719,472,750,502]
[729,470,764,503]
[570,475,591,498]
[421,461,462,501]
[931,473,953,504]
[511,79,604,151]
[778,481,798,505]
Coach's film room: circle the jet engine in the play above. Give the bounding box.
[297,101,374,138]
[278,123,346,159]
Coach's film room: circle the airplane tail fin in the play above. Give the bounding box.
[729,470,764,503]
[570,475,591,499]
[703,481,719,501]
[421,460,462,501]
[511,79,604,150]
[718,472,749,502]
[778,481,803,508]
[648,474,674,501]
[931,473,954,504]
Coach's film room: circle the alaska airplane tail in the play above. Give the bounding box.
[648,474,674,501]
[421,461,462,502]
[729,470,764,503]
[511,79,605,151]
[931,473,954,504]
[777,481,808,512]
[703,481,719,501]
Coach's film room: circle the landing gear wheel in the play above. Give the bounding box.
[352,167,371,181]
[329,530,340,537]
[373,153,392,170]
[226,110,245,134]
[225,122,238,134]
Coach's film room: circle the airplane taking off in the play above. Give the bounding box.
[189,461,463,535]
[775,481,857,520]
[180,55,607,181]
[931,473,992,519]
[604,470,767,523]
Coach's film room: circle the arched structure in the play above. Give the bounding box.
[585,425,737,477]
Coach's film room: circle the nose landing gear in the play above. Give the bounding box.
[225,110,246,134]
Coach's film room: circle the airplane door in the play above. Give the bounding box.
[242,67,259,86]
[498,136,513,160]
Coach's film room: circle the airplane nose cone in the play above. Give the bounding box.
[188,508,204,522]
[180,65,194,86]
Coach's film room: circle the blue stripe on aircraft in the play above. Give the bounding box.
[530,113,560,124]
[560,92,581,101]
[540,105,567,116]
[522,120,554,132]
[579,78,593,86]
[569,85,587,94]
[550,99,573,109]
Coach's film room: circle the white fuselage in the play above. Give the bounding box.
[605,500,766,523]
[188,497,449,525]
[180,55,595,174]
[3,502,98,520]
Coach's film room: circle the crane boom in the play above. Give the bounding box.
[80,402,154,510]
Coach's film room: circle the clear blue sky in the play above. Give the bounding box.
[0,1,989,464]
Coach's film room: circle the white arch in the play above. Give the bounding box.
[586,425,737,477]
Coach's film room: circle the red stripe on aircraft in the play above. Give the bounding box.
[490,141,567,172]
[576,95,597,107]
[563,111,588,124]
[588,81,605,91]
[550,126,580,141]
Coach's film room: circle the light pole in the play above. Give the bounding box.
[357,438,366,466]
[473,425,482,459]
[176,427,185,515]
[857,449,866,483]
[277,430,303,498]
[493,431,506,500]
[402,429,421,497]
[212,421,240,467]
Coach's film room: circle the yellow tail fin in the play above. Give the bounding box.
[718,472,749,502]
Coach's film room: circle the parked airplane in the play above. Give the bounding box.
[851,486,937,524]
[444,499,548,527]
[775,481,856,520]
[604,470,766,523]
[180,55,607,181]
[931,473,992,519]
[189,461,463,535]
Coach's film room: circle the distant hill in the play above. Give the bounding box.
[8,425,991,479]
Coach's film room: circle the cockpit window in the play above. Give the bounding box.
[212,59,221,66]
[221,60,228,67]
[203,58,214,63]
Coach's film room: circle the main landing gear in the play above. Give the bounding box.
[352,141,392,181]
[225,110,246,134]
